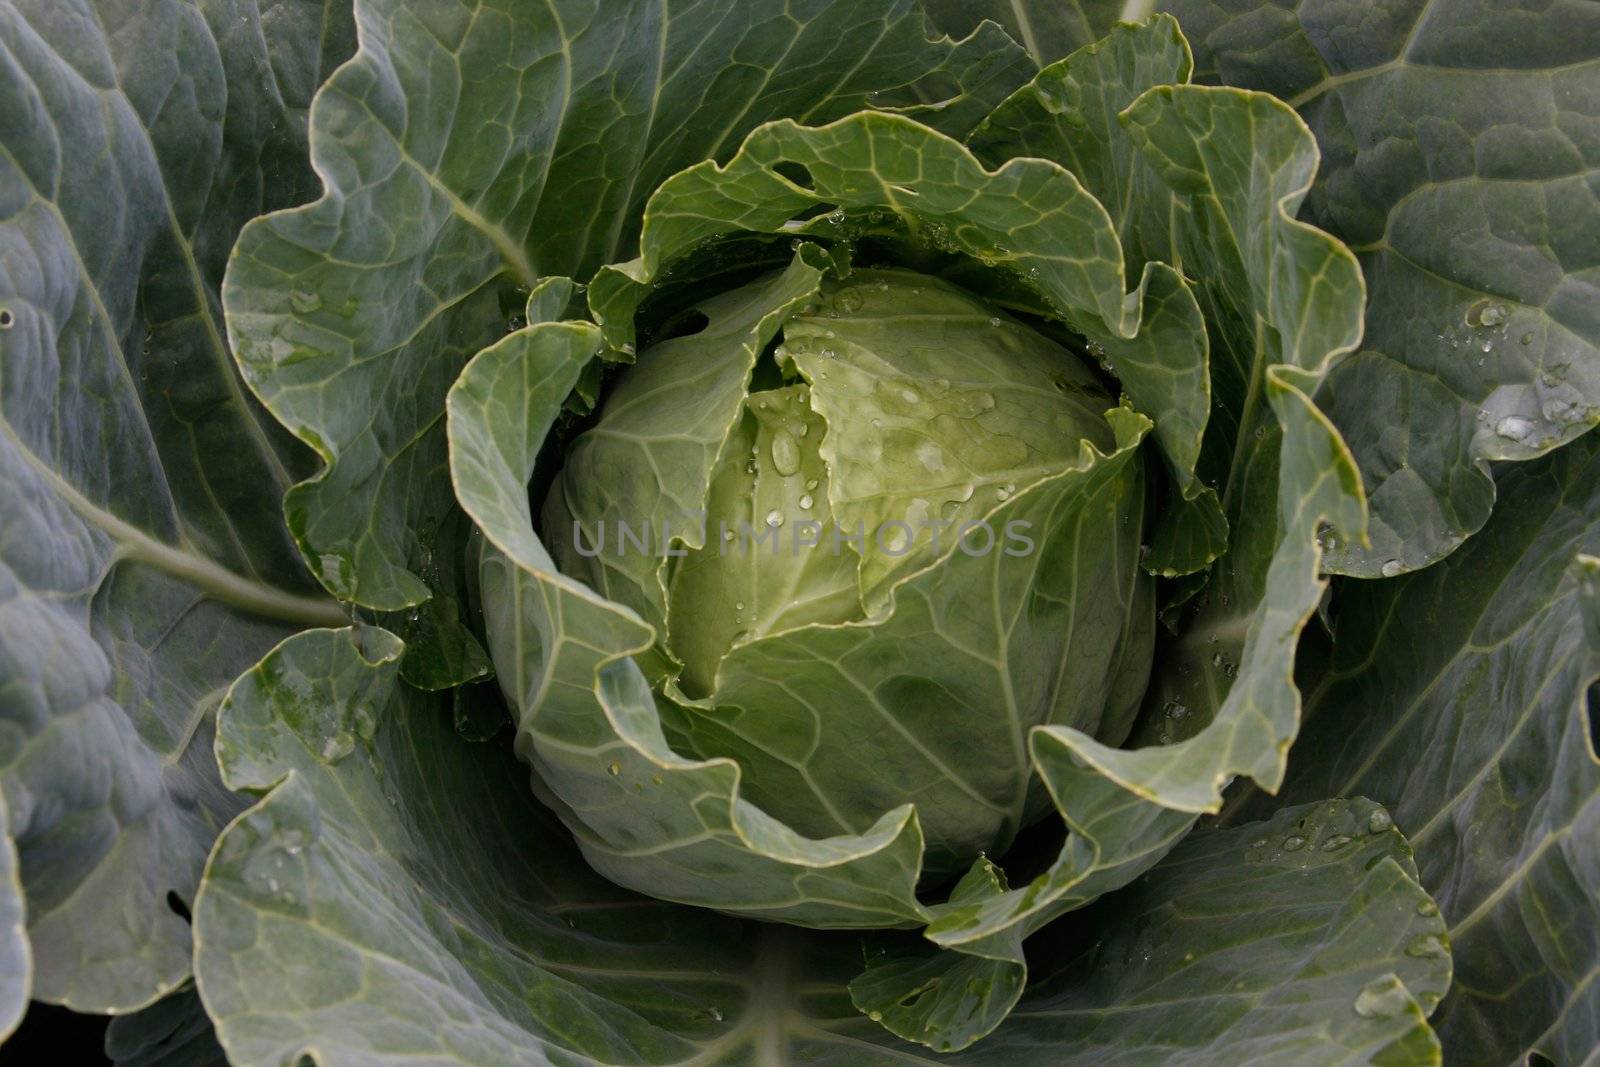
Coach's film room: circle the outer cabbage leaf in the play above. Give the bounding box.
[920,24,1368,974]
[188,622,1450,1066]
[969,16,1223,575]
[1226,432,1600,1067]
[0,0,352,1012]
[223,0,1033,612]
[1163,0,1600,576]
[194,625,765,1066]
[452,317,931,929]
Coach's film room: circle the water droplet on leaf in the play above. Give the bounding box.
[770,430,800,476]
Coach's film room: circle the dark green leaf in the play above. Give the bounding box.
[1227,433,1600,1067]
[0,0,351,1011]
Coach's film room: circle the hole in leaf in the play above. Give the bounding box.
[0,308,13,329]
[166,890,192,924]
[1527,1054,1555,1067]
[772,162,815,190]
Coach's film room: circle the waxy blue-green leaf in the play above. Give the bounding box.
[1163,0,1600,576]
[188,627,1449,1066]
[1227,433,1600,1067]
[224,0,1033,611]
[1101,81,1366,786]
[193,626,766,1066]
[933,799,1450,1067]
[0,0,352,1012]
[0,791,24,1042]
[849,859,1026,1054]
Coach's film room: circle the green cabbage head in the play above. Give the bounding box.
[544,266,1149,875]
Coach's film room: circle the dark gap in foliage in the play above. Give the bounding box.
[1527,1053,1556,1067]
[166,890,192,924]
[652,308,712,345]
[788,201,837,224]
[0,1001,110,1065]
[748,332,795,394]
[772,161,815,190]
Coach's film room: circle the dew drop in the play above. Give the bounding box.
[1466,299,1507,327]
[765,508,785,528]
[1367,809,1394,834]
[1380,559,1404,578]
[606,761,622,776]
[1405,934,1448,959]
[833,287,864,314]
[352,702,378,741]
[770,430,801,476]
[1353,977,1409,1019]
[1282,835,1307,852]
[321,730,355,762]
[1320,834,1353,852]
[798,493,814,510]
[805,479,819,491]
[1495,415,1533,442]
